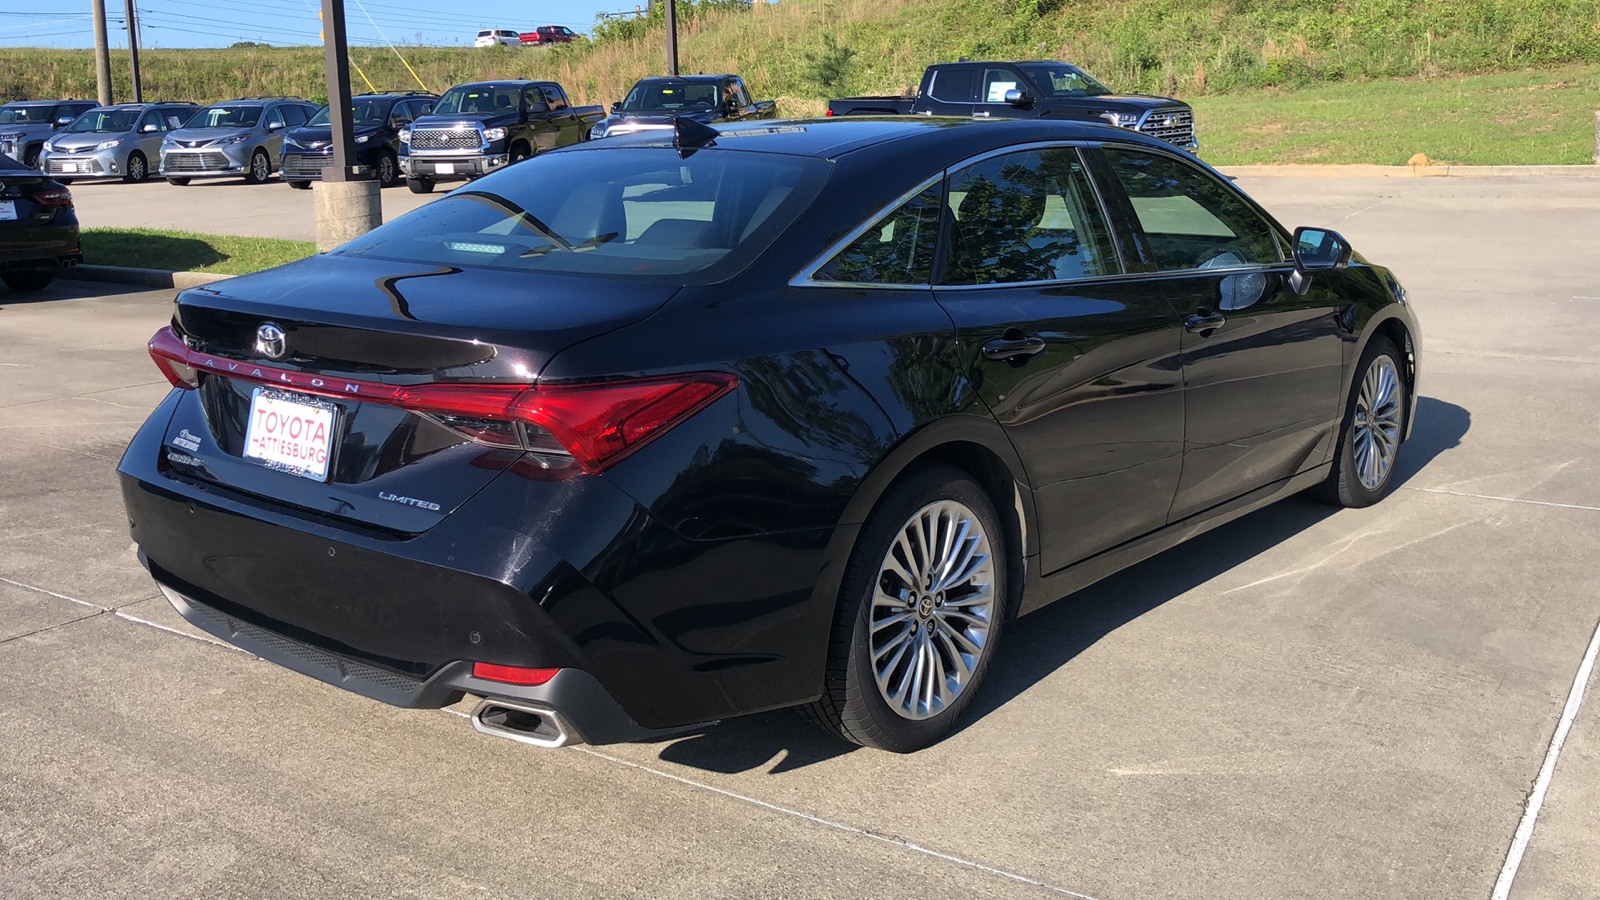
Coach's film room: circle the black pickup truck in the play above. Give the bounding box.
[399,80,604,193]
[829,60,1197,153]
[590,74,776,139]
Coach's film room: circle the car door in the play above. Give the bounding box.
[541,85,582,147]
[261,104,287,155]
[933,144,1187,573]
[1091,147,1344,520]
[972,66,1034,120]
[134,109,165,157]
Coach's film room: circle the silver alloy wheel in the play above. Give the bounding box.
[251,151,269,182]
[129,154,145,181]
[1352,354,1402,490]
[870,499,996,720]
[379,154,395,185]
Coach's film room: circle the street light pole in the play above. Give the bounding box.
[124,0,143,103]
[315,0,381,251]
[90,0,113,106]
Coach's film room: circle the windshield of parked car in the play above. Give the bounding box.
[0,105,55,125]
[187,105,262,128]
[620,82,720,112]
[308,99,393,127]
[337,148,831,282]
[1018,64,1113,97]
[64,108,141,133]
[433,85,522,116]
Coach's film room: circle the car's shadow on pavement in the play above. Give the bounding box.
[0,278,154,307]
[645,397,1470,773]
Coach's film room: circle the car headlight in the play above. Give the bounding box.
[398,127,411,143]
[481,127,507,142]
[283,136,302,149]
[161,137,177,147]
[95,138,123,151]
[354,133,373,144]
[212,134,248,146]
[1098,111,1141,128]
[590,122,608,139]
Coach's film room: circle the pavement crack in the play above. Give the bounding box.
[0,610,107,646]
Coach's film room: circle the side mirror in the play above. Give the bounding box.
[140,123,160,134]
[266,122,283,132]
[610,101,621,112]
[1003,89,1031,107]
[1289,226,1352,294]
[524,101,549,115]
[54,116,74,128]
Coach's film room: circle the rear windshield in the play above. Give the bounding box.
[188,105,261,128]
[337,147,831,283]
[622,82,720,112]
[65,108,140,133]
[0,105,55,125]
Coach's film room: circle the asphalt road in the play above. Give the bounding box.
[2,176,1599,899]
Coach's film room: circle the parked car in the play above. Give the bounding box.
[121,116,1419,753]
[398,80,603,193]
[38,102,200,184]
[159,97,320,185]
[590,74,776,139]
[0,100,99,169]
[830,60,1198,152]
[0,152,80,292]
[280,92,437,190]
[519,25,577,45]
[474,29,520,48]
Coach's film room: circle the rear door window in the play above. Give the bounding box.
[811,183,942,286]
[1100,148,1281,271]
[282,105,309,127]
[943,147,1120,285]
[928,68,978,104]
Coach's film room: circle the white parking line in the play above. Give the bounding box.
[1490,613,1600,900]
[1404,486,1600,513]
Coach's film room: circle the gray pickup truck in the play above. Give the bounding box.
[830,60,1197,153]
[399,80,604,193]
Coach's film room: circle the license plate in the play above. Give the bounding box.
[434,162,455,175]
[243,388,337,481]
[61,162,79,173]
[0,200,14,221]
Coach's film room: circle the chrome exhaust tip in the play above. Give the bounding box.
[469,698,580,748]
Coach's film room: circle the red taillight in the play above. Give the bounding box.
[824,108,834,117]
[144,326,737,474]
[34,188,72,207]
[472,663,559,686]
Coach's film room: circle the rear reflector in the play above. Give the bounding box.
[472,663,560,686]
[146,326,737,474]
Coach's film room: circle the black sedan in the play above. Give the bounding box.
[0,153,80,292]
[120,117,1419,752]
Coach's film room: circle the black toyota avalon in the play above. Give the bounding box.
[120,117,1419,752]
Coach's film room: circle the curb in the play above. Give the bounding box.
[1216,164,1600,178]
[60,264,234,289]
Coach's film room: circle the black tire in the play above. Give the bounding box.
[376,151,399,188]
[508,143,531,165]
[805,463,1009,752]
[124,151,148,183]
[2,269,54,292]
[166,177,191,186]
[286,180,312,190]
[406,176,434,194]
[1319,334,1407,507]
[22,144,42,169]
[244,148,271,184]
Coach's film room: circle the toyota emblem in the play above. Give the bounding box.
[255,322,288,360]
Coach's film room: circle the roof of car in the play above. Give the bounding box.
[206,97,309,107]
[633,75,735,84]
[591,116,1174,161]
[3,99,92,107]
[451,81,553,89]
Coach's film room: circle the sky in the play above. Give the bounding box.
[0,1,631,49]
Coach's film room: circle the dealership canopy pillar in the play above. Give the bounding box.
[664,0,679,76]
[315,0,380,252]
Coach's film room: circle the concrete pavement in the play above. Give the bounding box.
[2,177,1599,899]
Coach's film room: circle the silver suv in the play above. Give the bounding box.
[159,97,319,185]
[39,103,200,183]
[0,100,99,169]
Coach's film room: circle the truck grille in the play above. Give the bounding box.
[164,152,232,173]
[45,157,105,176]
[280,154,333,179]
[409,127,482,151]
[1139,108,1195,148]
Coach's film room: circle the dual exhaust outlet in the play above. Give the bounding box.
[469,698,580,748]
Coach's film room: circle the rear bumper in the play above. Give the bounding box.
[0,219,81,270]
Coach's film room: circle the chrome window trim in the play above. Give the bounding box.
[931,263,1293,293]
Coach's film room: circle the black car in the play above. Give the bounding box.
[591,74,776,139]
[398,80,603,193]
[0,153,80,292]
[121,117,1419,752]
[280,92,438,190]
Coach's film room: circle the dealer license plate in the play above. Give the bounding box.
[434,162,455,175]
[61,162,79,173]
[243,388,337,481]
[0,200,15,221]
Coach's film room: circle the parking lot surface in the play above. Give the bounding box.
[3,176,1599,899]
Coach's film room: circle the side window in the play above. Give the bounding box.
[264,106,286,130]
[927,68,978,104]
[390,101,414,125]
[1101,148,1281,272]
[524,87,543,110]
[138,110,163,133]
[812,183,942,286]
[943,147,1120,286]
[164,109,190,129]
[282,105,308,127]
[980,67,1022,103]
[540,86,567,110]
[416,99,436,116]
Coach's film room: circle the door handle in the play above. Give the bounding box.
[1185,311,1226,334]
[982,334,1046,362]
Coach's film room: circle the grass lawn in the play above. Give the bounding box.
[1195,65,1600,166]
[81,227,316,276]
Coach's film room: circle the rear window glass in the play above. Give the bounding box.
[0,105,55,125]
[337,147,831,283]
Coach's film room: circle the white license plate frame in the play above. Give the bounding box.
[242,388,338,482]
[60,162,79,173]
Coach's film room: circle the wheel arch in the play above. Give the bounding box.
[1351,306,1419,441]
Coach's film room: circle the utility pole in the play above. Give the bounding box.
[314,0,381,252]
[664,0,678,76]
[124,0,143,103]
[91,0,113,106]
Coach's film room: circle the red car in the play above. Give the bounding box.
[519,26,576,46]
